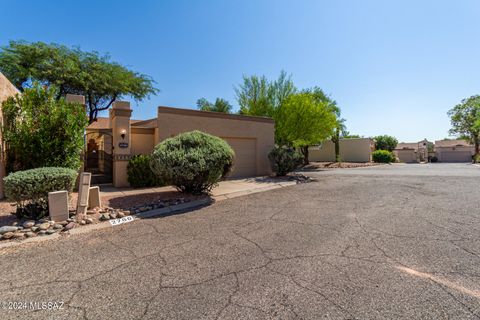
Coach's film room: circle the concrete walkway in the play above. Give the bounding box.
[98,176,297,201]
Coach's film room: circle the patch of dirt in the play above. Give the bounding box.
[276,173,313,184]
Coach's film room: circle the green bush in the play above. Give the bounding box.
[268,145,303,176]
[1,84,88,172]
[372,150,396,163]
[4,167,78,220]
[473,154,480,163]
[150,131,234,194]
[127,154,163,188]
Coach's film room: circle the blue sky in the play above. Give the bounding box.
[1,0,479,142]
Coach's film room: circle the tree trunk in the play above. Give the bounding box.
[301,146,309,165]
[88,109,95,124]
[334,140,340,162]
[475,140,480,163]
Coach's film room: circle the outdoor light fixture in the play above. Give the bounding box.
[120,129,126,140]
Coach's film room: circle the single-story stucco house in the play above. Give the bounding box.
[85,100,275,186]
[394,139,430,163]
[308,138,374,162]
[434,139,474,162]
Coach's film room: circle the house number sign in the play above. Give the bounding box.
[118,142,129,148]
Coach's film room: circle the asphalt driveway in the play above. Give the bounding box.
[1,163,480,319]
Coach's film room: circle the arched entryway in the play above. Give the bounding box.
[84,131,113,184]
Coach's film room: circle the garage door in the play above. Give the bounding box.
[223,138,257,177]
[396,150,417,163]
[441,151,471,162]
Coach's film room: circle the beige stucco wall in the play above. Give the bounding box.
[156,107,275,176]
[0,72,20,199]
[309,141,336,162]
[131,128,155,155]
[309,138,373,162]
[339,138,373,162]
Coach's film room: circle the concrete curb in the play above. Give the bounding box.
[0,181,296,250]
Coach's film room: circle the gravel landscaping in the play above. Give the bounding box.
[303,161,382,169]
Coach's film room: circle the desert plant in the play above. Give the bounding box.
[150,131,234,194]
[372,150,396,163]
[268,145,303,176]
[127,154,163,188]
[3,167,78,220]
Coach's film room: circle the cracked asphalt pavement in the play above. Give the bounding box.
[1,163,480,319]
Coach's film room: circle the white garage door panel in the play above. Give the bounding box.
[223,138,256,177]
[441,151,471,162]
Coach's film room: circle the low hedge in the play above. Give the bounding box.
[268,145,303,176]
[127,154,163,188]
[372,150,396,163]
[150,131,234,194]
[4,167,78,219]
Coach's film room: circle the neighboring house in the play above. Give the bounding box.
[308,138,374,162]
[0,72,20,199]
[434,139,474,162]
[86,101,275,186]
[394,139,430,163]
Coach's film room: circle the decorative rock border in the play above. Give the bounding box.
[0,208,133,241]
[0,197,196,242]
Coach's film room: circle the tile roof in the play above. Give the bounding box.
[395,143,419,150]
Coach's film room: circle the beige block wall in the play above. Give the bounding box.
[156,107,275,176]
[309,138,373,162]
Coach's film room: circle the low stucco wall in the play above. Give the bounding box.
[156,107,275,176]
[309,138,373,162]
[309,142,335,162]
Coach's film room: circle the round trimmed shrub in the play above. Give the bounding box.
[127,154,163,188]
[268,145,303,176]
[150,131,235,194]
[372,150,396,163]
[4,167,78,219]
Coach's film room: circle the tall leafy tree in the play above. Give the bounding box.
[374,135,398,152]
[275,92,337,164]
[303,87,345,162]
[0,41,158,123]
[235,70,296,117]
[196,97,232,113]
[448,95,480,158]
